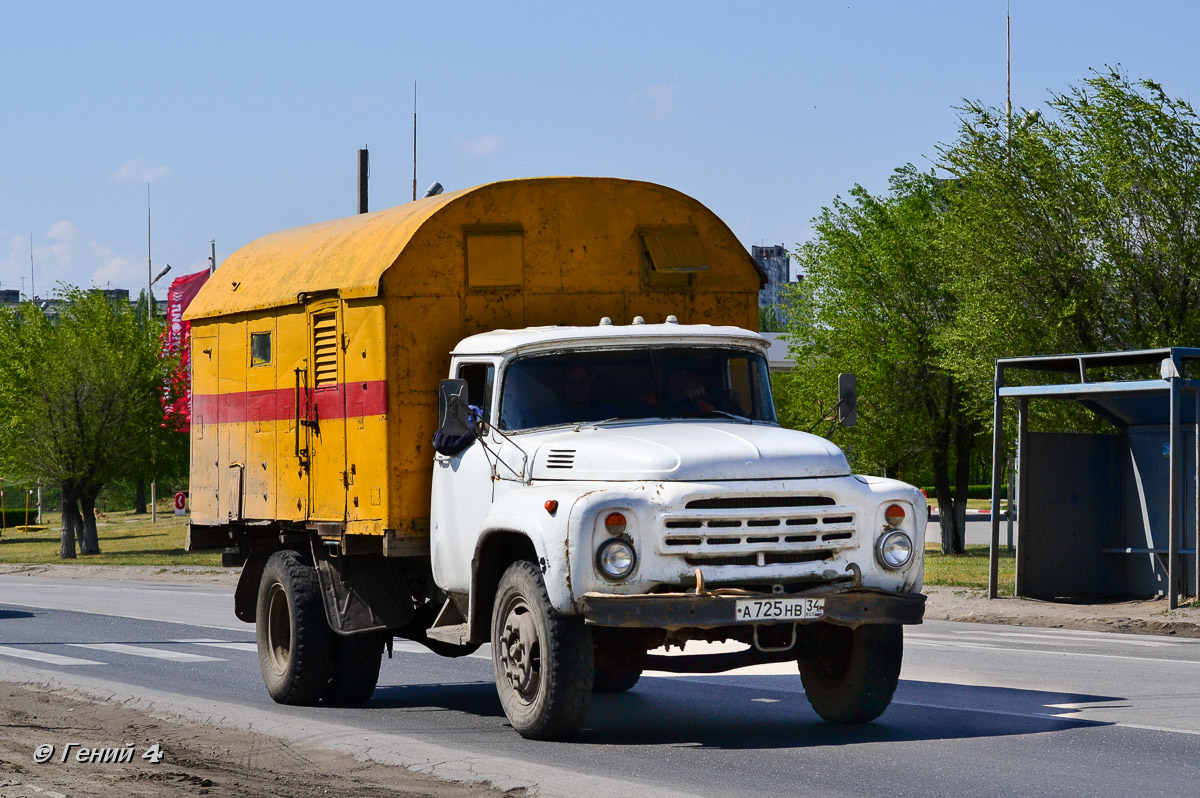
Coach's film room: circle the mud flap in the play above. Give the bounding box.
[311,543,416,635]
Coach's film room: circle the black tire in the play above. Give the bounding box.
[491,561,593,740]
[256,550,334,706]
[798,623,903,724]
[323,631,387,706]
[593,664,642,694]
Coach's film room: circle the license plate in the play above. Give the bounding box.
[734,597,825,622]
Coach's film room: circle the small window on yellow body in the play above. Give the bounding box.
[640,227,708,273]
[466,227,524,289]
[250,333,271,366]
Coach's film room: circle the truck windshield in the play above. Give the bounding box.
[498,348,777,430]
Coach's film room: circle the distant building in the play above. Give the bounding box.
[0,289,20,307]
[751,244,793,308]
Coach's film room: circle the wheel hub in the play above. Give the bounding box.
[499,602,540,700]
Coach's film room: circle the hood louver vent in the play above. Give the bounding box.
[545,449,576,469]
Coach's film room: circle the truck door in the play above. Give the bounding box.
[305,300,347,522]
[430,360,496,592]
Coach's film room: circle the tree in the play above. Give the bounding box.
[0,288,175,558]
[939,67,1200,386]
[780,167,982,553]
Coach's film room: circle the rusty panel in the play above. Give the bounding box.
[689,291,758,330]
[463,291,524,338]
[526,292,625,328]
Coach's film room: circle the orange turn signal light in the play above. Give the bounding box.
[545,500,558,514]
[604,512,627,535]
[884,504,906,527]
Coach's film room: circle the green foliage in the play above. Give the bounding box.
[0,288,184,554]
[940,68,1200,390]
[780,167,982,552]
[778,67,1200,554]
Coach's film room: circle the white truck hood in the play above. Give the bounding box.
[525,422,851,481]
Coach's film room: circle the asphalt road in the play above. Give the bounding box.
[2,575,1198,798]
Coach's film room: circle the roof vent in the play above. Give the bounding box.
[599,317,613,326]
[632,315,645,325]
[665,315,679,324]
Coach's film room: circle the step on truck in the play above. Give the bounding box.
[184,177,927,739]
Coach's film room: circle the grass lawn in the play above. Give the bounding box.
[925,543,1015,596]
[0,500,221,567]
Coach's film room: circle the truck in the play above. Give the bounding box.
[184,176,926,740]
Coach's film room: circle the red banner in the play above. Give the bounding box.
[161,269,210,431]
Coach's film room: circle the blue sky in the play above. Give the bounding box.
[2,1,1197,296]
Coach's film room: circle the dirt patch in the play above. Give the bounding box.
[0,564,237,586]
[0,683,515,798]
[924,585,1200,637]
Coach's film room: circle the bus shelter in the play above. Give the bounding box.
[986,348,1200,609]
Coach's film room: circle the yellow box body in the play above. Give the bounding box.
[185,177,765,544]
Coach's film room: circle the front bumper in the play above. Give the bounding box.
[579,585,926,630]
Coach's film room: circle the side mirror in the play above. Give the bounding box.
[437,378,472,437]
[837,372,857,427]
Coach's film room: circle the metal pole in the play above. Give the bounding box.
[1007,452,1016,552]
[1015,398,1028,596]
[151,480,157,524]
[1169,376,1181,608]
[413,81,418,202]
[147,183,153,322]
[988,362,1004,599]
[210,240,217,275]
[36,482,42,526]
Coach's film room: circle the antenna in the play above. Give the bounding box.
[1006,1,1012,160]
[29,233,34,300]
[412,80,418,202]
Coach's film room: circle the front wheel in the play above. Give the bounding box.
[798,623,902,723]
[491,561,593,740]
[256,550,334,705]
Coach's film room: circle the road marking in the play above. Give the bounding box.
[0,645,103,666]
[910,638,1200,666]
[68,643,224,662]
[948,630,1178,648]
[173,638,259,652]
[913,633,1091,648]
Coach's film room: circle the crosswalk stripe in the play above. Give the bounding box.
[173,638,259,652]
[68,643,224,662]
[0,645,103,666]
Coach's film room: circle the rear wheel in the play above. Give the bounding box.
[323,631,387,706]
[491,561,593,739]
[256,550,334,705]
[798,623,902,723]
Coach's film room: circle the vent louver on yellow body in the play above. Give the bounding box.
[312,312,339,387]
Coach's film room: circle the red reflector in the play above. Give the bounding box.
[545,500,558,514]
[885,504,906,526]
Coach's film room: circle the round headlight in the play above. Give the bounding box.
[596,538,636,580]
[877,529,913,570]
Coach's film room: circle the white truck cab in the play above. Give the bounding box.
[430,320,927,738]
